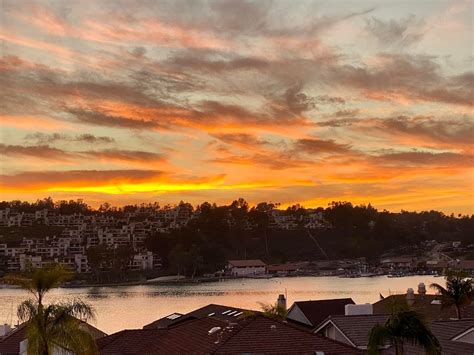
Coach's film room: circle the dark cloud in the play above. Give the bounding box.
[374,151,474,166]
[315,95,346,105]
[25,132,115,144]
[325,54,473,107]
[380,115,474,146]
[365,15,425,48]
[164,50,269,73]
[130,46,146,58]
[281,84,316,115]
[67,109,158,130]
[210,133,269,148]
[209,153,310,170]
[294,138,352,155]
[0,144,75,161]
[334,109,359,117]
[81,149,165,163]
[317,118,356,127]
[1,143,165,164]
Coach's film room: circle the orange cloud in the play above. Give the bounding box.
[0,115,70,131]
[0,30,74,58]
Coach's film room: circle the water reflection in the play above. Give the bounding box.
[0,275,441,334]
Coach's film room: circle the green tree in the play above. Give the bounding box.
[368,301,440,355]
[5,266,98,355]
[249,202,277,257]
[258,302,288,321]
[430,271,473,319]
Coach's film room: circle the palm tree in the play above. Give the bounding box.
[368,302,440,355]
[430,271,473,319]
[6,266,98,355]
[258,302,288,321]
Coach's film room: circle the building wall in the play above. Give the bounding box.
[287,305,312,326]
[230,265,265,276]
[457,329,474,344]
[323,324,352,346]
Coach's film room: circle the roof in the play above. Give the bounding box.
[380,257,415,264]
[0,323,27,355]
[289,298,355,326]
[315,315,389,348]
[228,259,266,267]
[143,304,251,329]
[380,319,474,355]
[373,294,474,322]
[456,260,474,269]
[214,314,360,354]
[267,262,305,272]
[99,317,226,354]
[99,314,361,354]
[430,319,474,355]
[0,320,105,355]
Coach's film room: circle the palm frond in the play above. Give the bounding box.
[258,301,288,320]
[367,324,392,355]
[17,299,38,322]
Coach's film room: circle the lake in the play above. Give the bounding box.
[0,275,442,334]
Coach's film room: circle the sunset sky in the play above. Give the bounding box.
[0,0,473,213]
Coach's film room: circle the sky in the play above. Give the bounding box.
[0,0,473,214]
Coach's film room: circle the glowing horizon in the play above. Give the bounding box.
[0,0,473,215]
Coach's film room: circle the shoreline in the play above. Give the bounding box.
[1,273,441,289]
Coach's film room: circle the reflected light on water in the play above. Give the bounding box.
[0,275,441,333]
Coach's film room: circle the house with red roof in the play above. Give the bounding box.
[227,259,266,277]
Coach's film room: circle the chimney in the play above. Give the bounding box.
[345,303,373,316]
[0,324,12,337]
[418,283,426,295]
[277,294,286,310]
[406,288,415,306]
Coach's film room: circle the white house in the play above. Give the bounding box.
[227,259,266,277]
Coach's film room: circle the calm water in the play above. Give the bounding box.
[0,275,441,334]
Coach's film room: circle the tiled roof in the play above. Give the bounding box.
[381,319,474,355]
[431,319,474,355]
[290,298,355,326]
[316,314,389,347]
[215,315,361,354]
[100,315,361,354]
[143,304,250,329]
[228,259,266,267]
[0,324,26,355]
[373,294,474,322]
[99,317,227,354]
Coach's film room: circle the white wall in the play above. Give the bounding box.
[287,305,312,326]
[456,329,474,344]
[230,266,265,276]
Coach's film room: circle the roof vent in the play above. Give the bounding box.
[0,324,12,337]
[270,324,277,331]
[406,288,415,306]
[208,326,222,335]
[431,300,442,305]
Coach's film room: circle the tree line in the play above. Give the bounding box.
[1,198,473,277]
